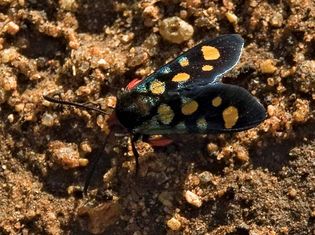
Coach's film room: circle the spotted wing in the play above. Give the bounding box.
[133,83,266,135]
[132,34,244,94]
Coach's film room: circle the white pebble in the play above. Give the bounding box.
[159,16,194,44]
[7,114,14,123]
[166,217,181,231]
[41,112,55,127]
[184,190,202,207]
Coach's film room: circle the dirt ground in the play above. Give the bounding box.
[0,0,314,234]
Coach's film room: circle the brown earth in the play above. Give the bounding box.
[0,0,314,234]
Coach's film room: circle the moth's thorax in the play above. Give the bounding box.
[116,91,157,131]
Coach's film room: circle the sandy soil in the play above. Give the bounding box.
[0,0,314,234]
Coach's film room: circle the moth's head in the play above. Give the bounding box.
[116,91,154,131]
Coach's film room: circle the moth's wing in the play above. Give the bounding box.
[134,83,266,135]
[132,34,244,94]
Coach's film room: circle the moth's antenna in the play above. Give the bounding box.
[131,133,141,177]
[43,95,112,115]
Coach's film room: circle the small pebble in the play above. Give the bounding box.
[106,96,117,109]
[2,48,18,63]
[191,175,200,186]
[41,112,56,127]
[159,16,194,44]
[270,12,283,27]
[59,0,77,11]
[96,115,106,129]
[207,143,218,153]
[67,185,81,195]
[179,10,188,19]
[80,141,92,153]
[288,188,297,199]
[185,0,201,8]
[184,190,202,207]
[225,12,238,24]
[142,5,160,27]
[267,105,276,116]
[97,58,110,69]
[267,77,276,86]
[280,227,289,233]
[6,21,20,35]
[78,158,89,167]
[18,0,25,6]
[234,145,249,162]
[166,217,181,231]
[293,99,309,123]
[2,75,17,91]
[260,59,277,74]
[199,171,212,184]
[77,201,121,234]
[127,47,148,67]
[7,114,14,123]
[121,32,134,43]
[48,140,81,169]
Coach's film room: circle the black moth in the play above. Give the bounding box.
[44,34,266,192]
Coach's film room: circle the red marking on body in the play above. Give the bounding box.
[147,137,174,147]
[126,78,142,91]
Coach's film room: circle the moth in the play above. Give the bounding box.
[44,34,266,192]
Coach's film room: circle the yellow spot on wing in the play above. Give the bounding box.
[201,46,220,60]
[172,73,190,82]
[202,65,214,71]
[158,104,174,125]
[197,117,207,130]
[150,79,165,95]
[212,96,222,107]
[181,100,198,115]
[223,106,239,128]
[179,57,189,67]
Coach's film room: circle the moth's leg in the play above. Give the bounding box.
[131,133,141,176]
[147,136,174,147]
[142,134,173,147]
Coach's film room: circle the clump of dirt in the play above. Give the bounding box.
[0,0,314,234]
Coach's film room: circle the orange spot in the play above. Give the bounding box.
[201,46,220,60]
[172,73,190,82]
[222,106,239,128]
[179,57,189,67]
[202,65,214,71]
[212,96,222,107]
[181,100,198,115]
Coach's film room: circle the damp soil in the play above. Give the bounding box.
[0,0,315,234]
